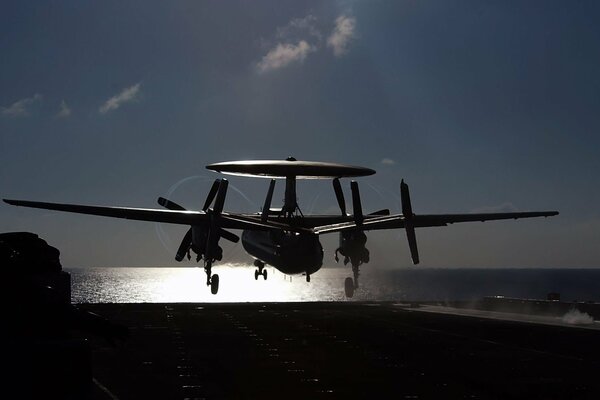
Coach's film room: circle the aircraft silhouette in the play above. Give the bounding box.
[4,158,558,297]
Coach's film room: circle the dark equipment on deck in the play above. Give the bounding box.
[3,232,128,399]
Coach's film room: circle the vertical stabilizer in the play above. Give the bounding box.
[261,179,276,222]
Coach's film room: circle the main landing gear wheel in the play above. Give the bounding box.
[254,260,267,280]
[210,274,220,295]
[344,277,354,298]
[254,269,267,280]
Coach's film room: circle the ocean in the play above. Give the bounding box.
[67,266,600,304]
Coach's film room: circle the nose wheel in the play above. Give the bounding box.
[253,259,267,280]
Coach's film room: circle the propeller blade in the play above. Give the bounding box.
[202,179,221,211]
[400,179,413,217]
[333,178,346,216]
[212,179,228,215]
[405,221,420,264]
[350,180,363,224]
[158,197,187,211]
[261,179,276,222]
[219,228,240,243]
[400,180,419,264]
[159,198,194,261]
[175,228,193,262]
[203,179,229,262]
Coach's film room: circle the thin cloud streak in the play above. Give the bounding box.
[256,41,315,73]
[1,93,42,117]
[99,83,141,114]
[327,15,356,56]
[381,158,396,165]
[56,100,71,118]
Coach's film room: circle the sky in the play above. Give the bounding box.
[1,1,599,269]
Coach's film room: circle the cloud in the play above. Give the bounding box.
[56,100,71,118]
[277,14,322,42]
[256,13,355,73]
[256,41,315,73]
[99,83,141,114]
[327,15,356,56]
[1,93,42,117]
[381,158,396,165]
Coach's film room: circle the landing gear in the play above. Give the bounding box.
[336,230,370,297]
[306,274,311,283]
[204,261,220,295]
[352,264,360,289]
[344,262,361,298]
[254,259,267,280]
[210,274,219,295]
[344,277,354,298]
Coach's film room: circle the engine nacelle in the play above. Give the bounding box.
[336,230,369,267]
[190,227,222,262]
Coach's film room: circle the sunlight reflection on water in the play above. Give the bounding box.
[68,266,600,304]
[68,265,358,303]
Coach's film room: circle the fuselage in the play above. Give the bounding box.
[241,230,323,275]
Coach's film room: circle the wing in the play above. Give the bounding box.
[412,211,559,227]
[3,199,311,233]
[313,211,559,234]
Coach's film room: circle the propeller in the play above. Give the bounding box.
[158,197,186,211]
[401,179,419,264]
[175,229,193,262]
[350,180,363,224]
[157,196,193,261]
[334,178,389,217]
[157,178,239,263]
[202,179,220,211]
[203,178,232,266]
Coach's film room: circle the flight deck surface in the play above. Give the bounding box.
[84,302,600,399]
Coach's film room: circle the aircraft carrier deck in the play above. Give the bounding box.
[71,302,600,399]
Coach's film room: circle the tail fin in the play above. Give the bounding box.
[401,180,419,264]
[261,179,276,222]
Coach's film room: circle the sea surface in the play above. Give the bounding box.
[67,266,600,304]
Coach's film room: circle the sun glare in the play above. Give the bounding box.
[70,265,351,303]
